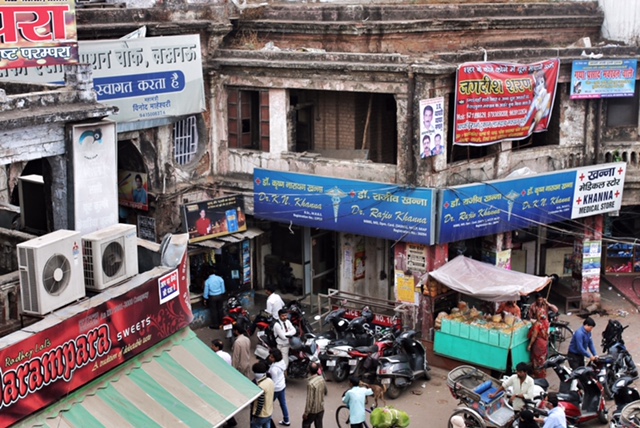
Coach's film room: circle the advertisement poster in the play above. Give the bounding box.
[118,169,149,211]
[396,271,417,305]
[438,162,626,244]
[69,121,118,234]
[354,248,366,281]
[496,249,512,270]
[419,97,445,158]
[454,59,560,145]
[183,195,247,243]
[570,59,637,99]
[254,169,436,246]
[0,34,205,125]
[0,0,78,70]
[0,253,192,427]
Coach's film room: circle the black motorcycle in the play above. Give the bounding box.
[609,376,640,428]
[287,299,314,337]
[599,319,639,398]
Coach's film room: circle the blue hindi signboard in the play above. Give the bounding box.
[438,171,577,244]
[253,169,436,245]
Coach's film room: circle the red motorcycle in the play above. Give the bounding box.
[221,295,250,339]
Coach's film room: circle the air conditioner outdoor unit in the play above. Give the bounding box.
[18,229,85,316]
[82,224,138,291]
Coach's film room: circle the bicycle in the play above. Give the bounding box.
[335,405,368,428]
[547,311,574,357]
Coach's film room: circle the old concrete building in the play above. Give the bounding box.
[2,0,640,339]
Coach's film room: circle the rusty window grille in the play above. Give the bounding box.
[174,115,198,165]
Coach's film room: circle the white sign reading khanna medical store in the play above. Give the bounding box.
[571,162,626,219]
[0,34,205,124]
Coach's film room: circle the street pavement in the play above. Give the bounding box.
[194,283,640,427]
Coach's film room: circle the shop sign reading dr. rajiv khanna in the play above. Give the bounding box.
[454,59,560,145]
[253,169,436,245]
[438,162,626,244]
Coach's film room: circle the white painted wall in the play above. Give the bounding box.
[600,0,640,45]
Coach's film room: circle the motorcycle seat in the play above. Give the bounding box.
[557,391,580,404]
[355,345,378,354]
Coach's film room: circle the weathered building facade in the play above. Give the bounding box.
[3,0,640,338]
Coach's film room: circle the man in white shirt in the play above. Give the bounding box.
[212,339,232,365]
[266,285,285,318]
[489,362,535,411]
[273,308,296,368]
[541,392,567,428]
[269,349,291,426]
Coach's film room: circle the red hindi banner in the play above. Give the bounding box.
[454,59,560,146]
[0,0,78,70]
[0,253,192,427]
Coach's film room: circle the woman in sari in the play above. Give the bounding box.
[527,313,550,378]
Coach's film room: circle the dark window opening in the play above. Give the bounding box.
[227,88,270,151]
[607,84,639,128]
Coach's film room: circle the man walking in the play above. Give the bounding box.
[273,308,296,368]
[567,317,598,370]
[232,325,252,378]
[342,376,373,428]
[266,285,286,318]
[251,361,275,428]
[204,267,225,329]
[269,349,291,426]
[303,362,325,428]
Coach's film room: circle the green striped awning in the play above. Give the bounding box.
[16,328,262,428]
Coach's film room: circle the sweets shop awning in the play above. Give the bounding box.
[16,327,262,428]
[428,255,551,302]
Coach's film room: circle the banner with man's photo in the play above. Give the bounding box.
[118,169,149,211]
[419,97,445,159]
[454,59,560,146]
[183,195,247,243]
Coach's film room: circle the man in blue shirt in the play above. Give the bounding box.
[342,376,373,428]
[204,268,226,329]
[567,317,597,370]
[541,392,566,428]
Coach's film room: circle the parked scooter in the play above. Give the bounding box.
[220,295,251,340]
[320,307,375,382]
[609,376,640,428]
[546,359,609,424]
[599,319,639,399]
[377,330,431,399]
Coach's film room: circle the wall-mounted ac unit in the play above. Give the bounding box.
[82,224,138,291]
[18,229,85,316]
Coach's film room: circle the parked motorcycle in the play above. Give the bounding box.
[221,295,250,340]
[320,307,375,382]
[287,299,314,337]
[599,319,639,399]
[252,310,277,361]
[287,333,324,379]
[377,329,431,399]
[609,376,640,428]
[545,354,609,424]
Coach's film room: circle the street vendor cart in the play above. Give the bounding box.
[428,256,551,372]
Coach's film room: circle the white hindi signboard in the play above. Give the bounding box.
[571,162,626,219]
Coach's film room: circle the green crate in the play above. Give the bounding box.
[459,323,470,339]
[441,318,451,334]
[469,325,480,342]
[449,319,461,337]
[478,328,489,343]
[499,331,513,349]
[488,329,500,347]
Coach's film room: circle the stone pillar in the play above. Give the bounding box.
[420,243,448,341]
[395,94,410,185]
[47,155,68,230]
[269,89,288,153]
[64,64,96,102]
[579,215,603,309]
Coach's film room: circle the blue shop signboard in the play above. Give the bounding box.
[253,169,435,245]
[438,162,627,244]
